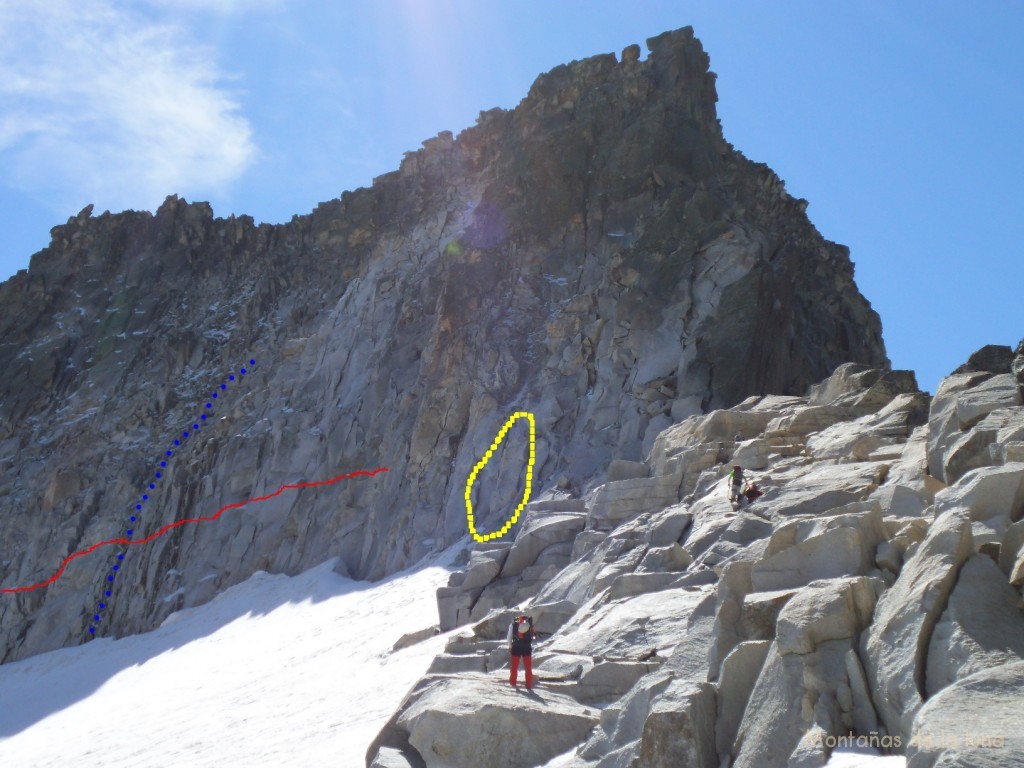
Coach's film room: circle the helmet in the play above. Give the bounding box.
[733,465,741,470]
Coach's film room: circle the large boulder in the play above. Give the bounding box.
[765,404,855,438]
[928,370,1022,483]
[927,371,995,482]
[951,344,1014,376]
[587,473,682,530]
[925,554,1024,696]
[590,525,665,596]
[436,586,462,633]
[874,517,929,576]
[807,363,881,405]
[666,589,720,682]
[750,505,886,592]
[534,527,648,607]
[578,671,717,768]
[635,678,717,768]
[649,408,780,472]
[753,461,889,520]
[573,659,661,705]
[607,459,649,482]
[396,677,599,768]
[608,569,713,600]
[870,483,930,519]
[906,661,1024,767]
[741,588,798,640]
[637,543,693,573]
[707,559,756,679]
[844,369,921,412]
[729,645,813,768]
[933,462,1024,523]
[728,577,881,768]
[876,424,945,506]
[861,507,974,742]
[805,392,929,462]
[578,673,675,766]
[437,543,518,631]
[500,511,587,578]
[546,587,712,660]
[731,640,868,768]
[463,544,512,590]
[685,508,772,569]
[715,640,771,760]
[646,503,693,547]
[941,428,1000,487]
[941,407,1024,484]
[954,373,1021,428]
[774,576,881,656]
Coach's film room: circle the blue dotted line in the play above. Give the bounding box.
[87,358,257,636]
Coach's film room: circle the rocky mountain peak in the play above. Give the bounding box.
[1,26,885,668]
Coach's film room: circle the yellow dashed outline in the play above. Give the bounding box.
[465,411,536,542]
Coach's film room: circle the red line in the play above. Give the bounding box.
[1,467,389,595]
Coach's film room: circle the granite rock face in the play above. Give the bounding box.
[369,358,1024,768]
[0,27,887,664]
[906,661,1024,768]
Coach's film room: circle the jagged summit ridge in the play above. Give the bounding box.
[1,26,884,665]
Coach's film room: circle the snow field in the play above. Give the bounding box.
[0,542,908,767]
[0,552,459,767]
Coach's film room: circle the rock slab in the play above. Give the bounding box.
[397,677,599,768]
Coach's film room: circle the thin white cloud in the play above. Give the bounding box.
[0,0,255,214]
[138,0,284,14]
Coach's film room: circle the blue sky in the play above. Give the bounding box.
[1,1,1021,394]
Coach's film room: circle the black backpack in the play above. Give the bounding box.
[511,616,534,642]
[512,618,536,647]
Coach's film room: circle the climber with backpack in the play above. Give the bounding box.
[507,614,536,689]
[743,480,764,504]
[728,465,746,504]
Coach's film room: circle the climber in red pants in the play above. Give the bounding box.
[507,614,536,688]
